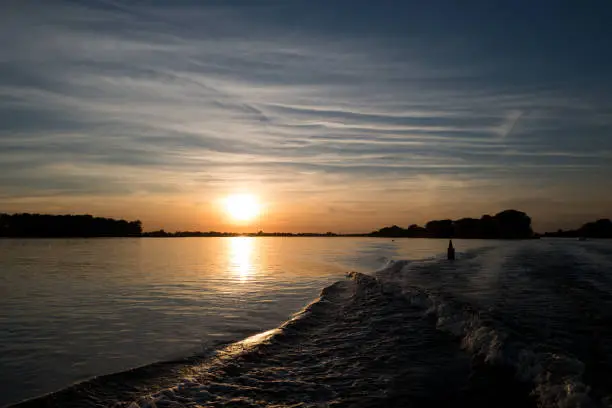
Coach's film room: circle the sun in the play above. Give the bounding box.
[224,194,261,222]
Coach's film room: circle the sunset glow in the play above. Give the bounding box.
[224,194,261,222]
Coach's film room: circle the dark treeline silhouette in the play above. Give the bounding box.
[0,213,142,237]
[2,211,609,239]
[542,219,612,238]
[371,209,534,239]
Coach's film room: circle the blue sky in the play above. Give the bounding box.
[1,0,611,232]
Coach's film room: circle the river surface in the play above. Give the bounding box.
[1,237,611,407]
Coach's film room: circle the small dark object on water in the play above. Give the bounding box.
[447,240,455,260]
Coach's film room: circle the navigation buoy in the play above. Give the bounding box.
[447,239,456,260]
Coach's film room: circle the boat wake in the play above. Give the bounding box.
[11,243,612,408]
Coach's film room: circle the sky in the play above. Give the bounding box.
[1,0,611,233]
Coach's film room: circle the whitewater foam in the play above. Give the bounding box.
[122,267,533,408]
[376,259,601,408]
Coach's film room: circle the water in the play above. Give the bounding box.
[1,238,611,407]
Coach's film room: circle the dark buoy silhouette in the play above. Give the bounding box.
[447,239,455,260]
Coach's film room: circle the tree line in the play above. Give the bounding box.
[370,209,534,239]
[1,211,610,239]
[541,219,612,238]
[0,213,142,237]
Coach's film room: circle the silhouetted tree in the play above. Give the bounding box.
[545,219,612,238]
[493,210,532,239]
[425,219,454,238]
[0,213,142,237]
[579,219,612,238]
[406,224,427,237]
[454,218,481,238]
[371,225,407,237]
[370,209,534,239]
[144,229,170,237]
[480,214,498,238]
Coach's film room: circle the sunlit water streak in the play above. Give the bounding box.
[228,237,255,282]
[1,238,611,407]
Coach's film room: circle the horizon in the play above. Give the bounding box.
[2,1,611,233]
[2,210,607,236]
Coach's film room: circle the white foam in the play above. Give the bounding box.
[376,258,596,408]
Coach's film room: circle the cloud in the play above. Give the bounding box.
[1,0,611,230]
[495,110,524,139]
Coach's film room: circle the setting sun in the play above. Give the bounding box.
[224,194,261,222]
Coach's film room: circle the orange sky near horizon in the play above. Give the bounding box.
[2,183,610,234]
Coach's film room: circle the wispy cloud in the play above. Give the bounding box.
[495,110,524,139]
[1,0,611,231]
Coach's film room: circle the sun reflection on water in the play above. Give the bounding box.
[228,237,255,281]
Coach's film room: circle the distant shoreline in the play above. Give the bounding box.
[0,235,601,240]
[2,212,611,239]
